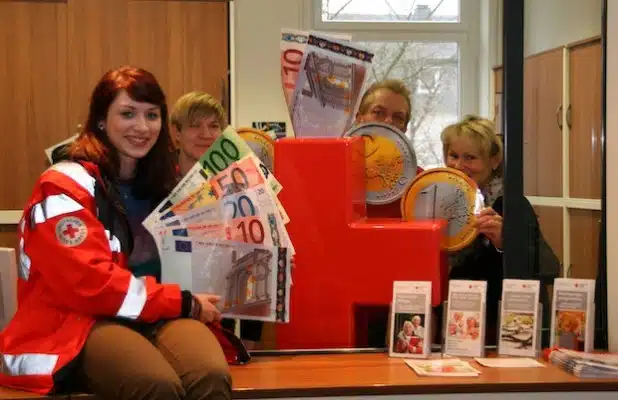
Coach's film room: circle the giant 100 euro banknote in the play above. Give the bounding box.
[143,126,283,232]
[160,238,291,322]
[280,29,351,117]
[289,32,374,138]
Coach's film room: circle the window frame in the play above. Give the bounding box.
[313,0,473,33]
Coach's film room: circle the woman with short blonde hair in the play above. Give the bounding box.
[441,114,559,346]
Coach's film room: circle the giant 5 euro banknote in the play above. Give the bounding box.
[290,32,374,138]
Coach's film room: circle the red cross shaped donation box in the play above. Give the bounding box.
[274,137,447,349]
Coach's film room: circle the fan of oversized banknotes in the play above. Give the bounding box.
[143,127,294,323]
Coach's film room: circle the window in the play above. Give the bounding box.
[309,0,479,168]
[361,41,459,168]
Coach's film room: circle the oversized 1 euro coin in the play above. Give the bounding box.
[401,168,485,252]
[343,122,417,205]
[238,128,276,172]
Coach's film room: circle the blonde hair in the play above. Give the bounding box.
[170,91,227,131]
[440,115,503,176]
[357,79,412,126]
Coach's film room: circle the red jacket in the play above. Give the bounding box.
[0,161,246,394]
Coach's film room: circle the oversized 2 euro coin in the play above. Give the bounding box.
[343,122,417,205]
[237,127,276,172]
[401,168,484,252]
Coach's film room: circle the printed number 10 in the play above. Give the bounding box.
[237,219,265,244]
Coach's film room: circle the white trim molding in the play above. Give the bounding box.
[526,196,602,210]
[0,210,22,225]
[606,0,618,352]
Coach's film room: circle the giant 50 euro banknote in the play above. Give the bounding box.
[160,238,291,322]
[210,153,290,224]
[200,126,282,194]
[290,32,374,138]
[280,29,351,117]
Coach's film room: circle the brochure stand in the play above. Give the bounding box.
[440,300,487,358]
[496,301,543,358]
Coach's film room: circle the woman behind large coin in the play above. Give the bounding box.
[440,115,560,346]
[355,79,424,218]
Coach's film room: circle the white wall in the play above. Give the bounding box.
[606,0,618,352]
[524,0,602,56]
[231,0,307,135]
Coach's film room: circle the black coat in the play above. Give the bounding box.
[446,195,561,346]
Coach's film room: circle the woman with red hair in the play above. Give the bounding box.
[0,66,233,399]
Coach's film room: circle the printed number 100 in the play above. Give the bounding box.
[201,138,240,173]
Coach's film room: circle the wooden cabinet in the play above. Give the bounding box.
[493,37,603,281]
[569,40,603,200]
[534,205,564,268]
[522,48,564,198]
[569,209,601,279]
[0,0,229,212]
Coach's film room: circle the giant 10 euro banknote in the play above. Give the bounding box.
[289,32,374,138]
[280,29,351,117]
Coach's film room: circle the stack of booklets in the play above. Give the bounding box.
[548,348,618,378]
[143,126,295,323]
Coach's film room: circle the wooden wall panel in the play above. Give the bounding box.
[127,0,229,110]
[0,1,68,209]
[569,209,601,280]
[0,0,229,212]
[67,0,129,131]
[569,40,602,199]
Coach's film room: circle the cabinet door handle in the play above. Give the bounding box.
[566,104,572,129]
[556,105,563,130]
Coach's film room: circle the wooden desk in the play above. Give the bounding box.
[231,353,618,399]
[1,353,617,399]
